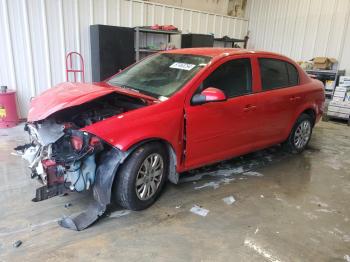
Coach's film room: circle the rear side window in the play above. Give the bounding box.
[259,58,299,90]
[286,62,299,86]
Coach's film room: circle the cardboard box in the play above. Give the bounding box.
[325,80,335,91]
[339,76,350,86]
[327,111,350,119]
[335,86,349,92]
[329,100,350,108]
[312,57,337,70]
[333,90,346,98]
[328,100,350,119]
[345,91,350,101]
[332,96,344,102]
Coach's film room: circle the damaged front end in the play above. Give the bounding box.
[16,92,149,230]
[17,120,104,202]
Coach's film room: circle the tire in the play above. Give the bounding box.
[283,114,313,154]
[113,142,169,210]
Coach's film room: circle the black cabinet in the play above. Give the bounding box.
[90,25,135,82]
[181,34,214,48]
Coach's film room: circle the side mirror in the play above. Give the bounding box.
[191,87,227,105]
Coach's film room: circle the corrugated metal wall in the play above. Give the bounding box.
[247,0,350,73]
[0,0,248,118]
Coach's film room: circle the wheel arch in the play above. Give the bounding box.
[283,105,317,141]
[119,138,180,184]
[301,108,316,126]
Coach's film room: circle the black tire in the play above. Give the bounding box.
[113,142,169,210]
[283,114,313,154]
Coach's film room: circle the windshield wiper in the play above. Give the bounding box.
[119,85,140,93]
[109,81,160,99]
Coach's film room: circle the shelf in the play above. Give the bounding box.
[214,38,246,43]
[306,69,345,76]
[136,27,181,35]
[306,69,337,74]
[138,49,163,53]
[134,27,180,61]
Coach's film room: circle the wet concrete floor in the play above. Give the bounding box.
[0,121,349,261]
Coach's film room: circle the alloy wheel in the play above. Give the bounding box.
[294,120,311,149]
[135,153,164,200]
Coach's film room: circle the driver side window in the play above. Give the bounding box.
[202,58,252,98]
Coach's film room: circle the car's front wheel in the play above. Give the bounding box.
[283,114,313,153]
[113,142,169,210]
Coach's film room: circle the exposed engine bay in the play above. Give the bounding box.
[15,93,148,230]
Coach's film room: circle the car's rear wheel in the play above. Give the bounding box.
[283,114,313,153]
[113,142,169,210]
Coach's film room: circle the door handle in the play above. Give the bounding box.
[243,104,257,112]
[289,96,301,102]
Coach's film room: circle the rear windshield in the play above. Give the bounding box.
[108,53,211,98]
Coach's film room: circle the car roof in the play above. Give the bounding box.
[162,47,282,58]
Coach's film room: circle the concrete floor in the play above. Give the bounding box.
[0,121,349,262]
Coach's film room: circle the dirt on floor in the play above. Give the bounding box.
[0,121,349,262]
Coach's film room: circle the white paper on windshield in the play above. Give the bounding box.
[170,62,196,71]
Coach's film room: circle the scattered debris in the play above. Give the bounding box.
[315,208,336,213]
[310,200,329,208]
[10,152,21,156]
[244,238,281,262]
[222,196,236,205]
[60,193,69,197]
[194,177,237,190]
[194,181,220,190]
[243,171,263,177]
[265,156,273,162]
[344,255,350,262]
[13,240,22,248]
[334,228,343,234]
[310,238,320,244]
[64,203,72,208]
[304,212,318,220]
[260,195,264,198]
[190,205,209,217]
[344,235,350,242]
[108,210,131,218]
[231,166,244,174]
[175,205,182,209]
[222,177,235,184]
[254,227,259,234]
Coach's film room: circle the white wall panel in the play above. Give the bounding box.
[6,0,36,118]
[248,0,350,74]
[0,0,248,118]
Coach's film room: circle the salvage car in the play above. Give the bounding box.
[17,48,325,230]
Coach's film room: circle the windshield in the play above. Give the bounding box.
[107,53,211,98]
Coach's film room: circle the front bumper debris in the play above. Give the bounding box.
[58,148,127,231]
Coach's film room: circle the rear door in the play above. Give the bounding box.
[253,57,302,146]
[184,57,260,169]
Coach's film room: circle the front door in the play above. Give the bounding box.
[185,57,259,169]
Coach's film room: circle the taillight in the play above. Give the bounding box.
[70,135,83,151]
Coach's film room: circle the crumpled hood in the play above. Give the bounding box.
[28,82,156,122]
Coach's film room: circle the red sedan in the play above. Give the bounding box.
[18,48,325,230]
